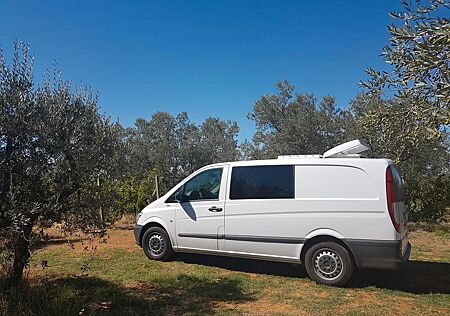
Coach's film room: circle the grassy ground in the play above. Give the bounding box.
[1,222,450,316]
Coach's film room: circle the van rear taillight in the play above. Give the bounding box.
[386,166,400,233]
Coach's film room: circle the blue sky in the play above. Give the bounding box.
[0,0,401,141]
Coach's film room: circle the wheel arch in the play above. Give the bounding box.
[300,233,357,266]
[139,217,172,246]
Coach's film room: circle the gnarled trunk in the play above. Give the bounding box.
[9,222,32,285]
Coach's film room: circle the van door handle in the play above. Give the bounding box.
[208,206,223,212]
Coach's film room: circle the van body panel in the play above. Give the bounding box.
[136,212,176,247]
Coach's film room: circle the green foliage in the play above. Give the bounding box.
[247,81,352,158]
[108,114,240,217]
[106,169,162,219]
[359,0,450,221]
[109,177,140,217]
[136,170,161,212]
[0,42,120,283]
[362,0,450,134]
[124,111,239,193]
[349,94,449,221]
[408,175,450,222]
[199,117,240,165]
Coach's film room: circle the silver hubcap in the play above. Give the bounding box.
[314,249,343,280]
[148,233,165,256]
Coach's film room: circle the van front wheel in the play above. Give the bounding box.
[305,242,353,286]
[142,227,173,261]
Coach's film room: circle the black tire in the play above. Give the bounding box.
[304,241,354,286]
[142,227,173,261]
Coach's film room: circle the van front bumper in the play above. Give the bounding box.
[347,239,411,269]
[134,224,143,247]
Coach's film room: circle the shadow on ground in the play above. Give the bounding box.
[0,273,254,316]
[32,238,87,250]
[175,253,305,278]
[351,260,450,294]
[175,253,450,294]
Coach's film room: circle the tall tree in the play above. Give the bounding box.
[197,118,239,165]
[0,42,119,283]
[247,81,351,158]
[349,94,449,221]
[362,0,450,135]
[359,0,450,221]
[123,112,239,198]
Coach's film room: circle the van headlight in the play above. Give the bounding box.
[136,211,143,222]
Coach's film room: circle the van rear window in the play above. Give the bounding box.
[230,165,294,200]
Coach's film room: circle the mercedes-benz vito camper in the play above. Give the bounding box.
[134,140,411,286]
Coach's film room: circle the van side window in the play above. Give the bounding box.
[230,165,294,199]
[183,168,223,201]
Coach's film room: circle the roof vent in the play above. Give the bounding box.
[323,140,369,158]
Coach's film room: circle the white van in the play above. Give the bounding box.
[134,140,411,286]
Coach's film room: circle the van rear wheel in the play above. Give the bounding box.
[142,227,173,261]
[305,242,353,286]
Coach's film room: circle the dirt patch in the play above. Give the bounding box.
[110,214,136,230]
[337,290,450,316]
[35,225,138,255]
[410,230,450,261]
[337,290,381,314]
[217,297,308,316]
[214,285,317,316]
[290,284,329,299]
[336,290,442,316]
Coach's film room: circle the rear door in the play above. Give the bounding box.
[387,164,409,254]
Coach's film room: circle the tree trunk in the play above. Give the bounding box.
[0,137,13,223]
[97,173,104,224]
[9,223,32,285]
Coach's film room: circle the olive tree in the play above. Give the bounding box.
[125,112,239,183]
[247,81,351,159]
[349,94,449,221]
[359,0,450,221]
[0,42,120,284]
[111,112,240,215]
[362,0,449,135]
